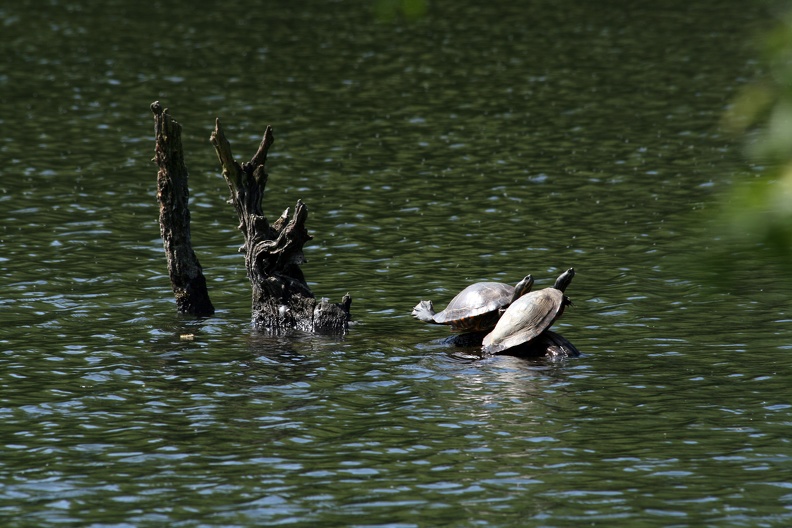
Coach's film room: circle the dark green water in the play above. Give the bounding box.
[3,0,792,526]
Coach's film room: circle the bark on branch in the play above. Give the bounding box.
[151,101,215,317]
[209,118,351,333]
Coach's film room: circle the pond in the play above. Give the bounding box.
[2,0,791,525]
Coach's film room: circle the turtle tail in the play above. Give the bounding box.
[412,300,437,323]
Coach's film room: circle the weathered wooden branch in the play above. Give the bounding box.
[209,118,351,333]
[151,102,215,317]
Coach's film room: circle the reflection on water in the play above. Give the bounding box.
[2,0,792,525]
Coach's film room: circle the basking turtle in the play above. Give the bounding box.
[482,268,575,355]
[412,275,534,333]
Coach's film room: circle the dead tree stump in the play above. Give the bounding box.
[151,102,215,317]
[209,118,351,333]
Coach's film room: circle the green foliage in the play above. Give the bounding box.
[720,174,792,261]
[720,12,792,267]
[374,0,429,21]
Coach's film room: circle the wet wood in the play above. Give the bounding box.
[209,118,351,333]
[498,330,580,359]
[150,102,215,317]
[447,329,580,359]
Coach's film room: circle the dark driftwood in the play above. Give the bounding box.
[446,329,580,359]
[209,118,351,333]
[496,330,580,359]
[151,102,215,317]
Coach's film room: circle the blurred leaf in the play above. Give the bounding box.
[720,164,792,261]
[722,82,775,134]
[715,8,792,278]
[374,0,428,22]
[401,0,428,18]
[752,99,792,161]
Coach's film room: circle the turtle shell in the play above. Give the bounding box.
[482,287,569,354]
[433,282,516,332]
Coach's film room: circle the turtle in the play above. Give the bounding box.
[412,275,534,333]
[481,268,575,355]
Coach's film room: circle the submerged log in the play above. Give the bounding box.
[446,329,579,359]
[209,119,351,333]
[151,102,215,317]
[490,330,580,359]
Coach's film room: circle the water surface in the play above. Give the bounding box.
[2,0,791,526]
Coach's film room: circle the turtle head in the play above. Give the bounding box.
[411,300,437,323]
[510,275,534,303]
[553,268,575,292]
